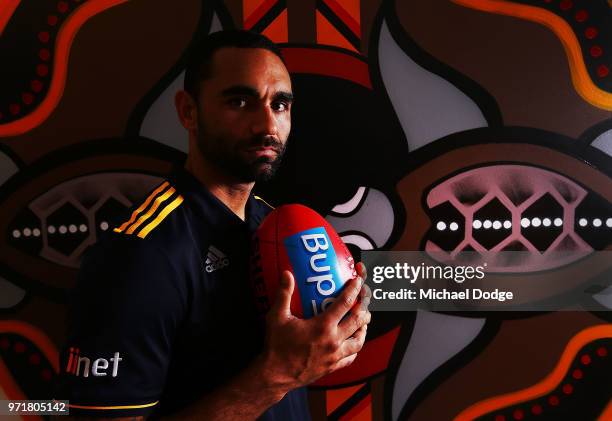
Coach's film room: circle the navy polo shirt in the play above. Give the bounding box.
[55,167,311,420]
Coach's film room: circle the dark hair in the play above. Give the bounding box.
[183,30,284,100]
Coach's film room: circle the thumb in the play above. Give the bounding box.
[272,270,295,317]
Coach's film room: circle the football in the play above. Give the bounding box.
[251,204,357,318]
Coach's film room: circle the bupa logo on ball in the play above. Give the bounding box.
[284,227,343,318]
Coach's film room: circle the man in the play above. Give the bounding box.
[54,30,371,420]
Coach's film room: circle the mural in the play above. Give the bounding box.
[0,0,610,420]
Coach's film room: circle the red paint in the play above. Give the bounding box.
[243,0,278,30]
[572,368,583,379]
[580,354,591,365]
[585,27,598,39]
[14,342,26,353]
[9,104,20,115]
[36,64,49,77]
[590,45,603,58]
[58,1,69,13]
[595,64,608,78]
[562,383,573,395]
[559,0,572,11]
[321,0,360,38]
[512,409,524,420]
[0,338,10,349]
[47,15,58,26]
[41,368,52,381]
[574,10,587,22]
[38,31,50,43]
[495,415,506,421]
[596,346,608,357]
[39,49,51,61]
[31,80,43,92]
[548,395,560,406]
[282,48,371,89]
[22,93,34,105]
[29,353,41,365]
[531,404,543,415]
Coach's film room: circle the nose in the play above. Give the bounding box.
[250,104,278,138]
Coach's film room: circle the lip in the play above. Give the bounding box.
[246,147,279,158]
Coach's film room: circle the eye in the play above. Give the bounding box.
[228,97,247,108]
[272,101,289,112]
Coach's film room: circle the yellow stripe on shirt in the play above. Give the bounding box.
[125,187,176,235]
[254,195,274,209]
[137,195,184,238]
[65,400,159,410]
[114,181,169,233]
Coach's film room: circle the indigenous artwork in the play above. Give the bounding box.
[0,0,610,419]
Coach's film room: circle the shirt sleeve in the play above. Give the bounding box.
[54,237,185,418]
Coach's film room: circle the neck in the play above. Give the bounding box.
[184,155,254,221]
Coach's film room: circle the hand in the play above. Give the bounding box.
[259,263,372,392]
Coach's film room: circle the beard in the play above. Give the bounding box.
[196,120,287,183]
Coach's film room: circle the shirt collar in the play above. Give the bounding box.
[168,165,265,232]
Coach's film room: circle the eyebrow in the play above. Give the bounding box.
[273,91,294,103]
[221,85,294,103]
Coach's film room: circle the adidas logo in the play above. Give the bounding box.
[204,245,230,273]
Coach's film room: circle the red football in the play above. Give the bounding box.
[251,204,356,319]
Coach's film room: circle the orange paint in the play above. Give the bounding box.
[326,383,365,415]
[0,0,129,137]
[262,9,287,43]
[243,0,278,30]
[453,0,612,111]
[336,0,360,27]
[598,400,612,421]
[316,11,358,53]
[242,0,263,22]
[322,0,360,37]
[0,320,59,372]
[340,393,371,421]
[454,324,612,420]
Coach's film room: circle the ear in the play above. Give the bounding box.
[175,90,198,131]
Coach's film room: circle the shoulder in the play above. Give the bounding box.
[85,178,203,288]
[108,179,194,253]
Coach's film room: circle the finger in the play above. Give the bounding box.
[356,284,372,310]
[324,276,362,323]
[271,270,295,318]
[356,262,367,281]
[338,308,371,339]
[330,353,358,373]
[340,325,368,357]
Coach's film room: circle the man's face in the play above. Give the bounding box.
[194,47,293,183]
